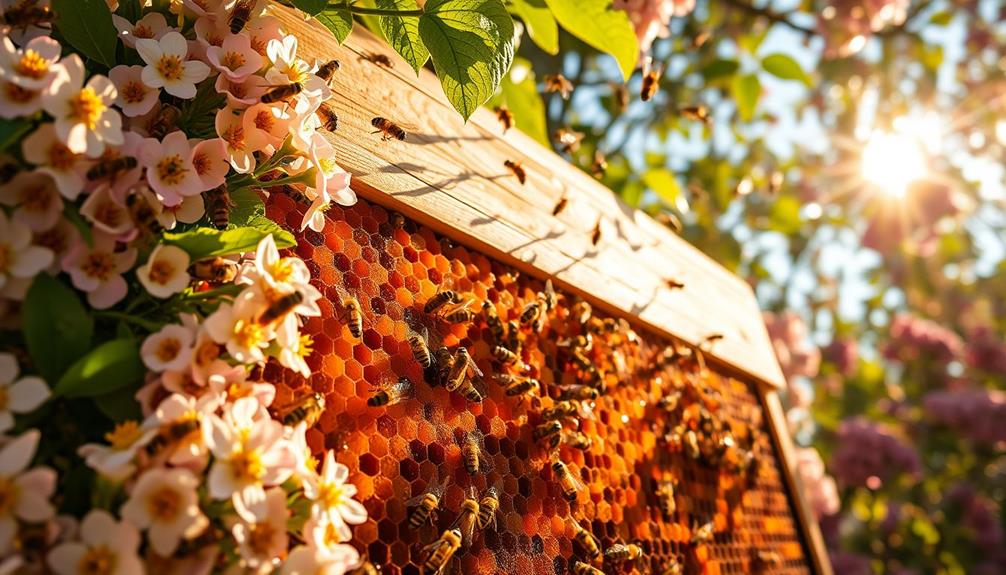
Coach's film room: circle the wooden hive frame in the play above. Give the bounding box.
[277,6,832,574]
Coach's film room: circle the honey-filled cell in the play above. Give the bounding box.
[267,194,814,575]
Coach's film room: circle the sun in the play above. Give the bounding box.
[860,129,928,197]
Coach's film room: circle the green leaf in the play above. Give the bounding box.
[52,0,118,67]
[761,53,810,85]
[700,58,739,83]
[544,0,638,80]
[55,339,144,398]
[23,275,94,385]
[164,224,295,260]
[291,0,328,15]
[316,6,355,43]
[377,0,430,74]
[419,0,516,120]
[93,388,142,422]
[641,169,683,208]
[0,118,32,153]
[228,187,265,228]
[769,196,802,235]
[732,73,760,122]
[929,11,953,25]
[487,58,548,146]
[509,0,558,55]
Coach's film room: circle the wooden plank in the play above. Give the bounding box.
[763,391,834,575]
[272,6,786,391]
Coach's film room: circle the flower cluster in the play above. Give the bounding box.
[822,336,858,377]
[614,0,695,54]
[0,0,370,571]
[883,313,964,365]
[794,446,840,519]
[762,311,821,407]
[963,326,1006,375]
[829,417,921,489]
[818,0,909,57]
[923,388,1006,446]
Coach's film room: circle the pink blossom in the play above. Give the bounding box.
[763,311,821,386]
[923,388,1006,446]
[190,138,230,191]
[33,218,80,275]
[0,171,63,232]
[41,55,123,157]
[136,31,210,100]
[79,185,134,238]
[0,35,62,91]
[111,11,170,49]
[158,193,206,230]
[61,230,137,309]
[613,0,694,54]
[21,123,87,199]
[243,102,291,151]
[794,447,840,519]
[883,313,963,364]
[108,65,159,117]
[823,337,859,377]
[140,131,204,206]
[193,15,231,51]
[248,16,284,58]
[829,417,920,488]
[206,33,263,82]
[963,326,1006,375]
[265,36,330,101]
[216,106,268,174]
[214,73,269,108]
[0,210,53,292]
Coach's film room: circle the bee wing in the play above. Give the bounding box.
[576,401,596,420]
[450,511,477,546]
[466,355,484,378]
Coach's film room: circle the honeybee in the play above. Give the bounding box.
[460,430,483,474]
[144,417,201,458]
[640,61,663,102]
[665,278,685,289]
[451,488,481,547]
[571,300,592,325]
[276,392,325,428]
[188,256,238,284]
[532,421,562,443]
[691,520,714,544]
[406,479,447,529]
[148,104,181,140]
[261,82,304,104]
[551,459,582,502]
[482,301,505,343]
[604,542,643,564]
[558,385,599,402]
[561,430,592,451]
[316,103,339,131]
[590,151,607,179]
[659,390,682,414]
[361,52,395,68]
[504,376,539,399]
[692,29,711,48]
[660,559,684,575]
[431,346,454,388]
[520,299,544,330]
[571,561,603,575]
[206,185,235,229]
[610,81,629,112]
[684,429,702,460]
[316,59,341,82]
[0,0,53,33]
[543,74,574,99]
[701,333,724,348]
[425,288,463,314]
[494,105,513,132]
[505,321,522,353]
[680,104,711,124]
[407,325,433,368]
[229,0,254,33]
[258,290,304,325]
[86,156,137,181]
[367,376,413,407]
[347,562,378,575]
[440,301,477,324]
[125,192,163,236]
[656,212,683,233]
[554,128,584,154]
[590,218,602,246]
[279,183,312,204]
[371,117,407,141]
[491,344,520,366]
[445,347,478,392]
[457,374,484,403]
[558,333,592,352]
[752,550,782,570]
[655,479,676,518]
[570,519,600,559]
[421,529,461,575]
[337,288,364,340]
[504,159,526,185]
[541,279,557,311]
[477,485,499,530]
[552,194,569,216]
[541,401,580,422]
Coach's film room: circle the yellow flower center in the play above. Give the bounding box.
[147,486,181,521]
[81,251,117,282]
[3,81,36,103]
[191,151,211,176]
[121,80,147,104]
[69,87,106,130]
[133,23,155,39]
[226,382,253,401]
[221,51,245,71]
[105,420,142,450]
[156,155,188,185]
[251,37,268,57]
[269,259,295,283]
[230,444,265,483]
[0,477,17,516]
[194,340,220,367]
[318,157,338,177]
[15,50,48,79]
[78,544,116,575]
[0,244,10,274]
[298,334,314,359]
[48,142,76,170]
[156,55,184,81]
[316,481,344,511]
[91,198,125,229]
[148,259,176,286]
[155,337,181,363]
[253,109,273,132]
[233,319,266,351]
[222,125,246,151]
[322,520,341,548]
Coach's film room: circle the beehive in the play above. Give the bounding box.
[265,194,815,575]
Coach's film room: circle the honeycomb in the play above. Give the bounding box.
[264,193,814,575]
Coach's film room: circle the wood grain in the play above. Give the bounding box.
[272,6,786,391]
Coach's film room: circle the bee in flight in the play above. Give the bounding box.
[371,117,407,141]
[570,519,600,559]
[543,74,574,99]
[451,488,481,547]
[367,376,414,407]
[275,392,326,428]
[680,104,711,125]
[406,477,448,529]
[494,105,513,132]
[459,429,484,475]
[189,256,239,284]
[590,151,608,179]
[257,289,304,325]
[316,102,339,131]
[640,59,663,102]
[604,542,644,564]
[554,127,584,154]
[260,82,304,104]
[504,159,526,185]
[420,528,462,575]
[552,193,569,216]
[477,484,500,530]
[228,0,254,33]
[316,59,341,82]
[86,156,137,182]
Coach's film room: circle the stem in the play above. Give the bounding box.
[330,2,423,16]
